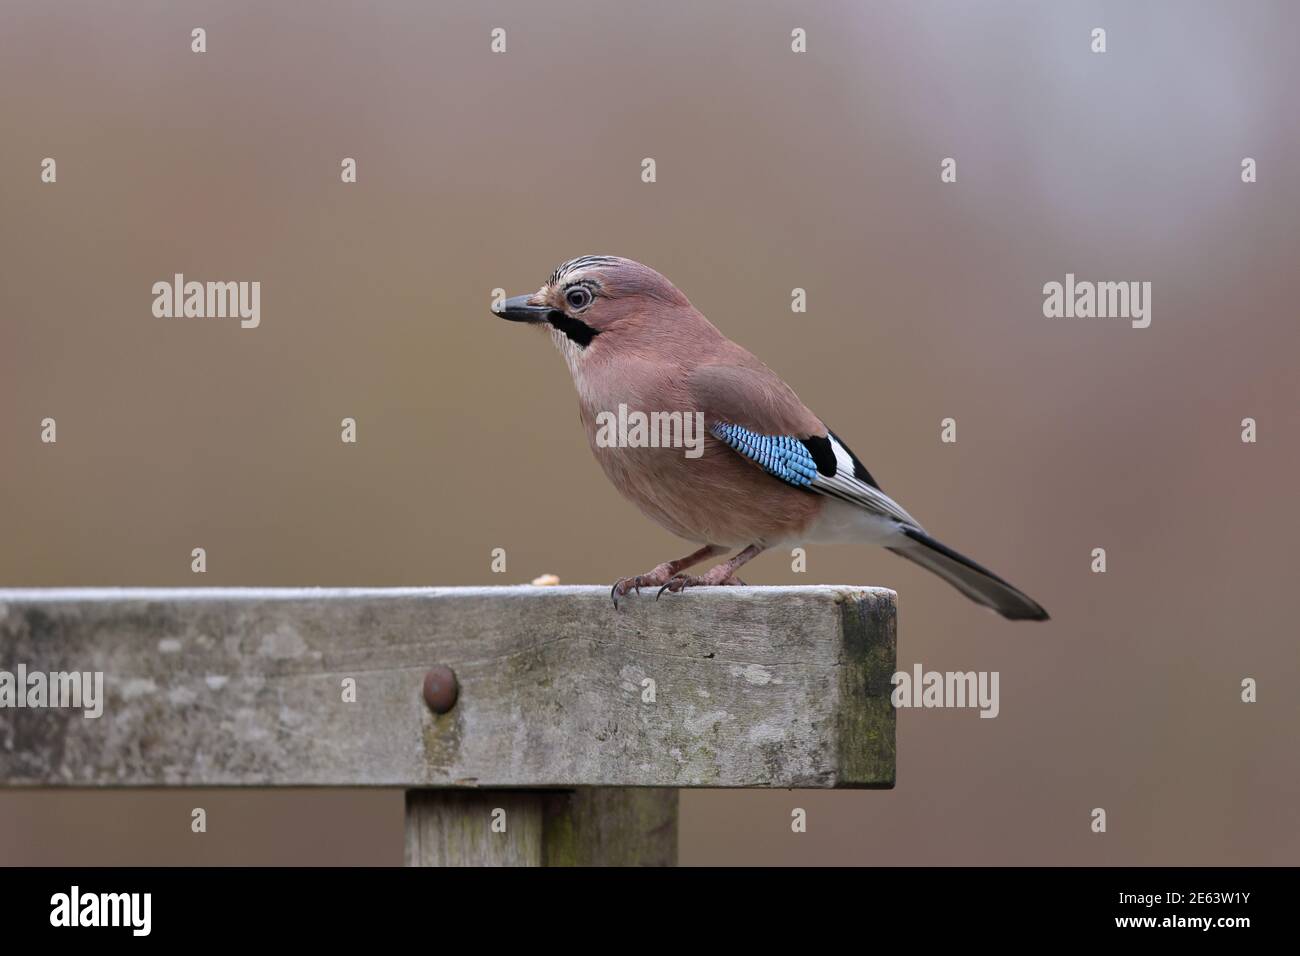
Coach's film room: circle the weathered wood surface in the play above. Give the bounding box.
[0,586,896,788]
[404,788,678,866]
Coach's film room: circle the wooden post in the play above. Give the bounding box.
[0,585,895,865]
[404,789,677,866]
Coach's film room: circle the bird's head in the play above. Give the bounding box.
[492,255,694,357]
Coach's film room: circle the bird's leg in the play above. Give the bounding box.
[658,544,766,598]
[611,544,726,607]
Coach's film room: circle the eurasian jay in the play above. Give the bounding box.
[492,255,1049,621]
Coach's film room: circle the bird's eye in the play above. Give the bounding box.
[565,286,593,311]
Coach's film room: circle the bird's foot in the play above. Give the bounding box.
[656,570,746,599]
[610,565,676,608]
[610,545,740,608]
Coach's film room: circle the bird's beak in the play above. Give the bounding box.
[494,294,551,324]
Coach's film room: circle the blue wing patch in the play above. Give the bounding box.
[712,422,925,528]
[710,423,820,488]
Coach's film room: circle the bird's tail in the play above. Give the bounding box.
[887,528,1049,621]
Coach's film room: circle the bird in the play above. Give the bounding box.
[490,255,1049,621]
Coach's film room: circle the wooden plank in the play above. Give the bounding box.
[404,788,677,866]
[0,586,896,789]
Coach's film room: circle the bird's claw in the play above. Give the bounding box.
[656,574,702,599]
[613,559,747,607]
[610,575,651,608]
[655,572,748,599]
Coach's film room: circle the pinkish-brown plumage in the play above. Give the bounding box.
[492,255,1049,620]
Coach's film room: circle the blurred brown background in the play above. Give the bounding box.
[2,0,1297,865]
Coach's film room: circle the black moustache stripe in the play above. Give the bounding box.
[548,311,599,347]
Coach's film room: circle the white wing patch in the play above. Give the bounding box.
[810,435,924,531]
